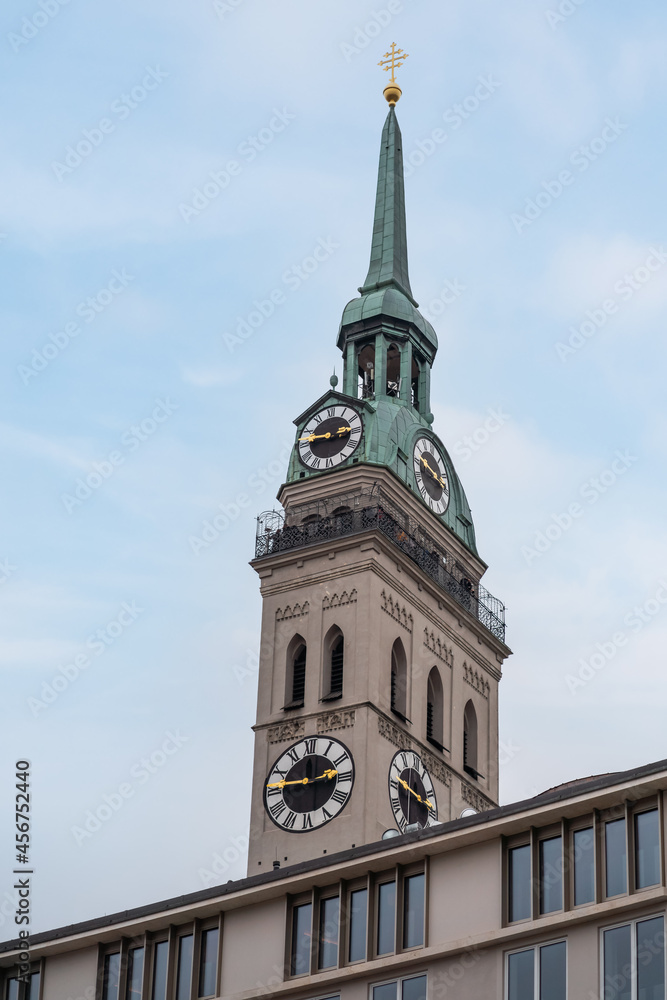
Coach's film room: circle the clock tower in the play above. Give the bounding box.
[246,73,510,874]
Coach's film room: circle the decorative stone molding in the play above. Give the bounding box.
[275,601,309,622]
[460,781,494,813]
[317,709,355,733]
[267,720,305,744]
[422,750,452,787]
[463,662,490,699]
[423,629,454,667]
[323,589,357,610]
[381,590,413,632]
[378,715,412,750]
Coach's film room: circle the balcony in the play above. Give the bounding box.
[254,487,506,643]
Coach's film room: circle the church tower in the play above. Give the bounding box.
[247,65,510,874]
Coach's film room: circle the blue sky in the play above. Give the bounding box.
[2,0,667,933]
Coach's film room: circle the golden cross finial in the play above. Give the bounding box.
[378,43,409,85]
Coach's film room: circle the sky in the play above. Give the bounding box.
[1,0,667,936]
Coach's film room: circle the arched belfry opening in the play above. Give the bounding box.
[386,342,401,397]
[426,667,445,751]
[390,638,408,719]
[463,700,479,778]
[322,625,344,701]
[357,342,375,399]
[284,634,307,709]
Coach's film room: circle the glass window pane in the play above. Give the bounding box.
[291,902,312,976]
[402,975,427,1000]
[603,925,631,1000]
[373,984,398,1000]
[348,888,367,962]
[104,953,121,1000]
[198,927,219,997]
[606,819,627,897]
[127,947,144,1000]
[508,949,534,1000]
[573,827,595,905]
[540,941,566,1000]
[28,974,41,1000]
[509,845,531,922]
[6,980,19,1000]
[637,916,665,999]
[403,874,425,948]
[539,837,563,914]
[377,881,396,956]
[152,941,168,1000]
[636,810,660,889]
[176,935,193,1000]
[319,896,340,970]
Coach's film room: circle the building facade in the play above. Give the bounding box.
[2,86,665,1000]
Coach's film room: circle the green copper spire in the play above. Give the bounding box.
[360,107,414,303]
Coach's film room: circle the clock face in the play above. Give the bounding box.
[413,437,450,515]
[388,749,439,832]
[298,405,363,471]
[264,736,354,833]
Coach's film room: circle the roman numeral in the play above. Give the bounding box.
[313,414,323,424]
[325,458,334,468]
[322,740,334,756]
[287,747,301,764]
[311,458,321,469]
[266,787,281,798]
[284,811,297,829]
[400,753,409,770]
[322,807,332,821]
[270,801,285,819]
[336,770,352,783]
[301,814,314,830]
[304,739,317,755]
[333,753,348,767]
[331,789,347,804]
[391,796,401,813]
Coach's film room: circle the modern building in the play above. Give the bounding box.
[3,76,666,1000]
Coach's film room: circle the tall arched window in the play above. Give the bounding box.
[390,638,408,719]
[285,634,307,709]
[411,354,421,411]
[463,700,478,778]
[426,667,445,751]
[386,343,401,397]
[358,343,375,399]
[322,625,344,701]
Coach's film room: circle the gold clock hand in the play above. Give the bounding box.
[298,426,352,443]
[267,768,338,790]
[397,776,434,811]
[420,456,446,489]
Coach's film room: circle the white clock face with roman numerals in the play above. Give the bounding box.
[264,736,355,833]
[388,749,439,832]
[298,405,363,471]
[413,437,450,515]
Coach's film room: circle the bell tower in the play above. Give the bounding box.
[246,64,510,874]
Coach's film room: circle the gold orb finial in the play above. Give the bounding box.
[378,43,409,105]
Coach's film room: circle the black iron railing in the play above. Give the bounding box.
[254,487,506,642]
